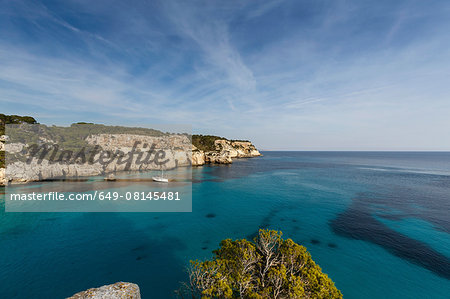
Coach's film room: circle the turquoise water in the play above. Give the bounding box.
[1,152,450,298]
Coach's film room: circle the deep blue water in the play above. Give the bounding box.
[1,151,450,298]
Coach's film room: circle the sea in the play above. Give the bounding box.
[1,151,449,298]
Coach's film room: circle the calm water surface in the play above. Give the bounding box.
[1,152,449,298]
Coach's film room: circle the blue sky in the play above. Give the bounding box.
[1,0,449,150]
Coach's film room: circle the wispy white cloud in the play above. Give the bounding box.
[245,0,283,19]
[162,0,256,94]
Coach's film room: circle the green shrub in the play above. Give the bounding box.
[178,229,342,299]
[0,114,37,135]
[0,151,4,168]
[192,135,226,152]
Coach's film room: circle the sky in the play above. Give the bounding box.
[1,0,449,150]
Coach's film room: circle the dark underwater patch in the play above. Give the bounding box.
[43,217,59,221]
[331,208,450,280]
[259,207,282,230]
[310,239,321,245]
[205,213,216,218]
[327,243,338,248]
[131,244,147,251]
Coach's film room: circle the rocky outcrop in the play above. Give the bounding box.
[192,139,261,166]
[86,133,191,173]
[192,145,206,166]
[2,133,192,185]
[205,151,233,164]
[0,168,5,186]
[1,133,261,184]
[5,159,104,183]
[67,282,140,299]
[215,140,261,158]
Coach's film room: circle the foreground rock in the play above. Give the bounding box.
[67,282,140,299]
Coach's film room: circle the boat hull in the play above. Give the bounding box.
[152,177,169,183]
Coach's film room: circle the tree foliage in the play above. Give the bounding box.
[178,229,342,299]
[0,114,37,135]
[192,135,225,152]
[192,135,251,152]
[0,150,4,169]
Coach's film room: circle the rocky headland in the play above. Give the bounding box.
[0,116,261,185]
[192,139,261,166]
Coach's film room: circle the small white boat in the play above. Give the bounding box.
[152,168,169,182]
[152,176,169,183]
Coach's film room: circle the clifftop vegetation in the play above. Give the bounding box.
[192,135,225,151]
[0,114,37,135]
[0,114,37,167]
[192,135,251,152]
[178,229,342,299]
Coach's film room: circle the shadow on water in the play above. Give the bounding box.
[331,195,450,280]
[328,161,450,280]
[246,205,287,240]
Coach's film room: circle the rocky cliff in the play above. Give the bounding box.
[2,132,191,185]
[0,120,261,185]
[1,134,261,185]
[191,139,261,166]
[0,168,5,186]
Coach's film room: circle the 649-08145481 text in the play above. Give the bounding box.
[98,191,181,201]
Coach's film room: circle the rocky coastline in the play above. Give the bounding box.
[0,128,261,186]
[192,139,261,166]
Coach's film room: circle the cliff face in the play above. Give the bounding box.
[0,135,5,184]
[215,140,262,158]
[2,133,191,185]
[0,168,5,186]
[85,133,191,172]
[1,132,261,185]
[192,139,261,166]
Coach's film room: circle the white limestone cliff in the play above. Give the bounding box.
[0,134,261,185]
[191,139,261,166]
